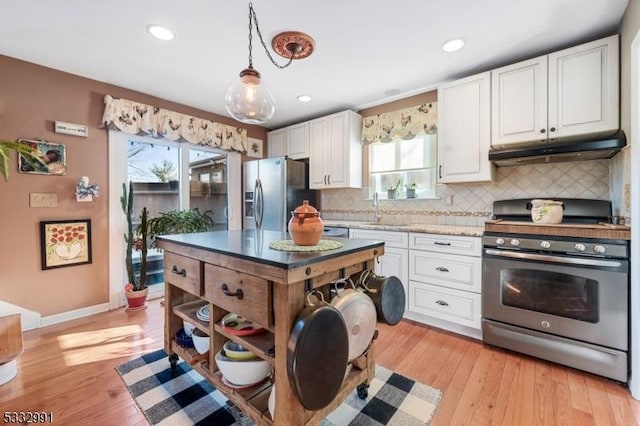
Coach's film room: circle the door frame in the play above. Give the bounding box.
[107,130,241,309]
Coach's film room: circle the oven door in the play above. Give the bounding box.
[482,249,628,351]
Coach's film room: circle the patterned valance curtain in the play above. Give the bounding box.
[101,95,248,152]
[362,102,438,144]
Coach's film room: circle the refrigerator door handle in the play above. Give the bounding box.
[256,178,264,229]
[254,179,261,228]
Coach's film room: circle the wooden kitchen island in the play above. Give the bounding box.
[157,229,384,425]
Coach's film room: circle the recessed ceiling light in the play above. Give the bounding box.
[147,25,174,41]
[442,38,465,52]
[297,95,312,102]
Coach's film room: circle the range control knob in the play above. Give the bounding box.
[574,243,586,252]
[510,239,520,247]
[540,241,551,249]
[593,245,606,254]
[496,238,505,245]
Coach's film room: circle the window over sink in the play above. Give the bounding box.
[369,134,436,199]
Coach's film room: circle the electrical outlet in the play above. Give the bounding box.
[624,184,631,212]
[30,192,58,208]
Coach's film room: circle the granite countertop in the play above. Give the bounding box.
[156,229,384,269]
[322,220,484,237]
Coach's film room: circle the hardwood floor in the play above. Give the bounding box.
[2,300,639,425]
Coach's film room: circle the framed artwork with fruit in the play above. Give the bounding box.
[40,219,92,269]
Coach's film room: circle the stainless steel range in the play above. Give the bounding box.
[481,198,630,382]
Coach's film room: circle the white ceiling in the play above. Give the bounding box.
[0,0,628,129]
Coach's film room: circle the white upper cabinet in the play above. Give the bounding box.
[491,34,619,147]
[286,122,310,159]
[309,110,362,189]
[266,122,310,159]
[267,128,286,158]
[437,71,494,183]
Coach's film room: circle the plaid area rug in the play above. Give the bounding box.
[116,349,442,425]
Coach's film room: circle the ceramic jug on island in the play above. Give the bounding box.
[288,200,324,246]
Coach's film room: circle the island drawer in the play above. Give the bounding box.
[204,264,271,328]
[163,252,203,296]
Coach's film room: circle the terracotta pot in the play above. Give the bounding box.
[125,287,149,311]
[288,200,324,246]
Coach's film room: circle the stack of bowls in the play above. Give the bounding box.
[216,344,270,388]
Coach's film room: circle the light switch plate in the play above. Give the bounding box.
[30,192,58,208]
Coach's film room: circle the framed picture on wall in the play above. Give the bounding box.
[40,219,92,270]
[246,137,263,158]
[18,138,67,175]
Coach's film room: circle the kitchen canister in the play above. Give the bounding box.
[530,199,564,224]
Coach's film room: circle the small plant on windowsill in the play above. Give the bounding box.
[387,178,401,200]
[405,182,417,199]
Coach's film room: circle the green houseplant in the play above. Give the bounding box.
[0,140,45,182]
[145,208,215,249]
[121,181,150,311]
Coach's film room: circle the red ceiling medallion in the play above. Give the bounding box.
[271,31,315,60]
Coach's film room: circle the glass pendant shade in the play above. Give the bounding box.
[225,67,276,124]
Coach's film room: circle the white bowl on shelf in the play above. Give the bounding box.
[191,328,210,354]
[215,350,271,386]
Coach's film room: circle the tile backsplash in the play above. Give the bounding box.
[320,160,610,226]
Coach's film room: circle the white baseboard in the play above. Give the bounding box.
[40,303,110,328]
[0,301,41,331]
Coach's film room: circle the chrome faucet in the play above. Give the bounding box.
[373,192,382,223]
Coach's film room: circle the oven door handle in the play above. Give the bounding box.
[484,249,623,268]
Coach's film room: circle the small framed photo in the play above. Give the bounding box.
[40,219,92,270]
[18,139,67,175]
[246,137,264,158]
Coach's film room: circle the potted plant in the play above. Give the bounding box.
[145,208,215,249]
[121,181,150,311]
[405,182,417,199]
[0,140,45,182]
[387,178,401,200]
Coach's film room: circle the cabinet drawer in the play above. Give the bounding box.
[409,250,481,293]
[163,252,202,296]
[409,281,481,329]
[204,264,271,328]
[409,233,481,256]
[350,229,408,249]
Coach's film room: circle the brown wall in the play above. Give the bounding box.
[0,55,267,316]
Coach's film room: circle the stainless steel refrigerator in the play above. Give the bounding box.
[243,157,316,231]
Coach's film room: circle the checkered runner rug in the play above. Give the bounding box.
[116,349,442,425]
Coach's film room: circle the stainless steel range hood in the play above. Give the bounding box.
[488,130,626,166]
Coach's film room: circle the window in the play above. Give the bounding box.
[369,134,436,199]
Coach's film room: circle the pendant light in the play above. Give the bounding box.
[225,2,315,124]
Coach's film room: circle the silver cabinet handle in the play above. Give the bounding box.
[435,300,449,306]
[436,266,450,273]
[327,175,331,185]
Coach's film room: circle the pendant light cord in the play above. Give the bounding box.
[248,2,294,69]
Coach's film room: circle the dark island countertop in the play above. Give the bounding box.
[156,229,384,269]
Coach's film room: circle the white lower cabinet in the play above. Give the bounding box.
[406,232,482,340]
[349,229,409,314]
[409,281,481,329]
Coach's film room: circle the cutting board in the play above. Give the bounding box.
[484,220,631,240]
